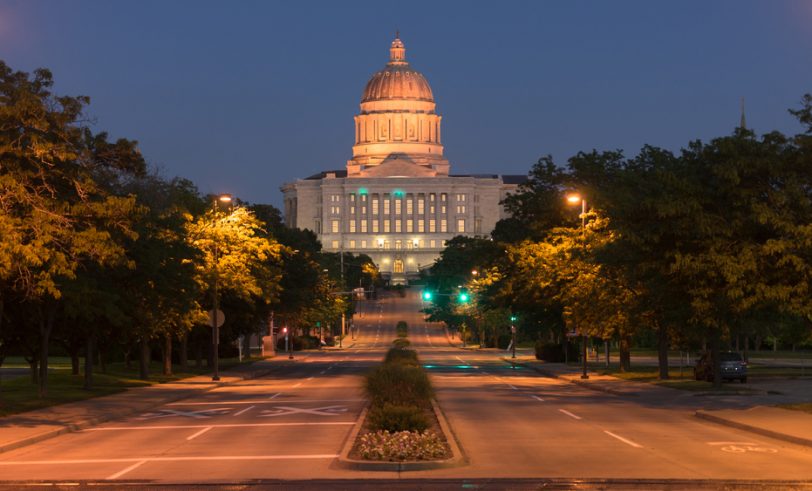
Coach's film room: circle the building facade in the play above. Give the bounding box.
[281,36,523,284]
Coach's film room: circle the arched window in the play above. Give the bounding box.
[393,259,404,273]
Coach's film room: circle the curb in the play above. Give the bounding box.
[695,410,812,449]
[335,399,466,471]
[0,363,277,455]
[505,359,637,397]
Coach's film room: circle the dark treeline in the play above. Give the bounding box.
[423,95,812,387]
[0,61,379,397]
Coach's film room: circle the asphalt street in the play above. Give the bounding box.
[0,290,810,486]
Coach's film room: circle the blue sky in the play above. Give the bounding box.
[3,1,811,207]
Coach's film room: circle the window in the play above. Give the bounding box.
[372,220,379,233]
[429,219,436,232]
[395,198,402,216]
[361,240,367,248]
[361,206,367,215]
[349,240,356,248]
[361,220,368,233]
[384,240,390,249]
[430,239,436,248]
[384,198,390,215]
[331,206,340,215]
[384,220,390,233]
[440,219,448,232]
[406,219,414,232]
[331,194,340,203]
[393,259,404,273]
[349,221,356,233]
[372,198,379,215]
[429,193,436,202]
[395,220,402,232]
[406,198,413,215]
[441,205,447,214]
[395,240,402,250]
[417,198,424,214]
[456,193,466,202]
[350,206,356,215]
[456,205,466,214]
[440,193,447,202]
[418,219,425,232]
[361,194,367,203]
[430,204,435,214]
[419,239,425,248]
[349,193,356,202]
[475,219,482,233]
[331,220,339,233]
[331,240,339,249]
[457,219,465,233]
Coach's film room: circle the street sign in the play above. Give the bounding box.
[209,309,225,328]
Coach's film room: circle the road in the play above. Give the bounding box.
[0,290,810,487]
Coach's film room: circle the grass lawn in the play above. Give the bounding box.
[592,363,755,392]
[0,356,260,417]
[779,403,812,415]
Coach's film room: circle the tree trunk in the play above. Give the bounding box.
[163,333,172,376]
[38,304,56,398]
[180,332,189,369]
[28,358,39,385]
[657,325,669,380]
[139,337,150,380]
[619,335,631,372]
[84,334,94,390]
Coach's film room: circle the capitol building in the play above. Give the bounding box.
[282,36,523,284]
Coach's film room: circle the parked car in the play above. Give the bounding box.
[694,351,748,383]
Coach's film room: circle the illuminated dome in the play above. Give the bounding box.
[349,35,449,177]
[361,38,434,103]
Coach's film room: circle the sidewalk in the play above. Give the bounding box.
[0,358,283,454]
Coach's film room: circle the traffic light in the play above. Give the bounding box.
[510,315,517,322]
[458,292,469,303]
[422,291,432,301]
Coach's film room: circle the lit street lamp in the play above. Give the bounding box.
[566,193,589,380]
[210,193,232,381]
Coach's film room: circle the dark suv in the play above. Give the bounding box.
[694,351,748,383]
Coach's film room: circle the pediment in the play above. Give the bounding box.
[358,153,438,177]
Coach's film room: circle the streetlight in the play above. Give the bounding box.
[566,193,589,380]
[510,315,517,359]
[211,193,233,381]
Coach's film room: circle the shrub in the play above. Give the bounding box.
[365,362,433,407]
[535,340,580,362]
[367,403,429,432]
[396,321,408,338]
[392,338,411,349]
[385,347,418,365]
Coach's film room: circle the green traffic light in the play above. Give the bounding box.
[422,291,432,301]
[510,316,517,322]
[459,292,469,303]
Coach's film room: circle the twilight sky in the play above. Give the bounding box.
[3,1,812,208]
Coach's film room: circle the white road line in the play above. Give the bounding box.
[604,430,643,448]
[292,382,302,388]
[269,393,281,400]
[105,460,147,480]
[455,356,466,363]
[186,426,213,441]
[558,409,582,420]
[531,395,545,402]
[2,455,341,467]
[234,405,255,416]
[507,384,518,390]
[85,422,356,432]
[306,376,314,380]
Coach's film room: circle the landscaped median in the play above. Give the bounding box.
[337,321,464,471]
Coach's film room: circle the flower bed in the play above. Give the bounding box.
[358,430,448,461]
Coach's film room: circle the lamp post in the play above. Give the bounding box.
[211,193,232,381]
[567,193,589,380]
[510,315,517,359]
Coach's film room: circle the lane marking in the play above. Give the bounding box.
[320,371,326,375]
[558,409,582,420]
[531,395,545,402]
[2,455,342,467]
[234,405,255,416]
[186,426,213,441]
[604,430,642,448]
[105,460,146,480]
[169,398,363,406]
[260,405,348,417]
[306,376,314,381]
[291,383,302,388]
[85,422,356,432]
[269,393,281,400]
[136,408,231,420]
[507,384,518,390]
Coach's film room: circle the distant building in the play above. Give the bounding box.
[282,36,524,284]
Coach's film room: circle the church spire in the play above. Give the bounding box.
[740,97,747,130]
